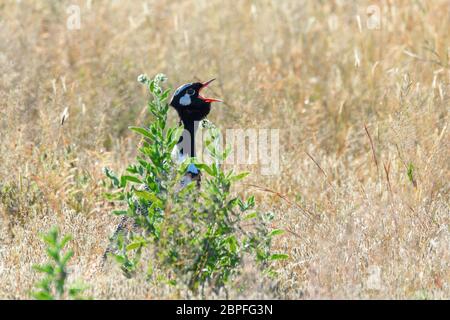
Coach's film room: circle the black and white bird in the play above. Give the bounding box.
[102,78,221,265]
[169,78,221,184]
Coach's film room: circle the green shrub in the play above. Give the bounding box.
[31,227,89,300]
[104,74,284,293]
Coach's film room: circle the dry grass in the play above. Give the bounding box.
[0,0,449,299]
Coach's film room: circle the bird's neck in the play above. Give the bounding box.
[179,119,200,158]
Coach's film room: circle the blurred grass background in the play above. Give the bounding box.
[0,0,448,299]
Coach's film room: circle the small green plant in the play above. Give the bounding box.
[407,162,417,187]
[31,227,89,300]
[104,74,285,293]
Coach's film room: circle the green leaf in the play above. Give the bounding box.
[167,127,183,148]
[134,190,162,206]
[407,162,416,186]
[59,235,72,249]
[61,250,74,265]
[113,255,126,264]
[269,229,285,237]
[104,191,125,201]
[167,279,177,286]
[269,253,289,261]
[126,241,145,251]
[211,163,219,175]
[112,210,127,216]
[46,248,59,261]
[243,212,257,220]
[120,175,142,187]
[248,195,255,206]
[161,88,171,101]
[230,171,250,182]
[226,236,238,253]
[194,163,214,176]
[32,264,54,274]
[126,165,138,174]
[43,228,58,246]
[31,291,54,300]
[104,167,120,187]
[149,80,155,93]
[68,285,87,299]
[129,126,152,139]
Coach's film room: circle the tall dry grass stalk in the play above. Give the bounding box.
[0,0,448,299]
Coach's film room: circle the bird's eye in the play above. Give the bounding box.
[186,88,195,96]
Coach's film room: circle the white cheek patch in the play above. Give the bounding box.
[179,93,191,106]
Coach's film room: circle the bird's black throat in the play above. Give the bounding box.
[175,106,210,159]
[178,119,200,158]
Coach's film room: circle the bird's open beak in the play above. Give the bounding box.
[199,78,222,103]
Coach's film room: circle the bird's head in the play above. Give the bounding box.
[170,78,221,123]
